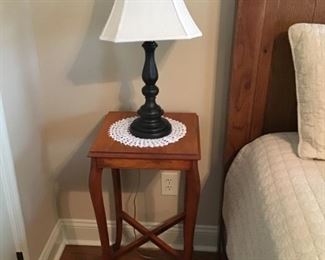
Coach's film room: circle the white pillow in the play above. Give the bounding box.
[289,23,325,160]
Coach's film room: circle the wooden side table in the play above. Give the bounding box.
[88,111,201,260]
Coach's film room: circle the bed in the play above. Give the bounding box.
[221,0,325,259]
[224,132,325,259]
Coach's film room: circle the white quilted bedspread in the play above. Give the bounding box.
[223,133,325,260]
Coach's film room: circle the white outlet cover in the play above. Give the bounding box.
[161,170,180,196]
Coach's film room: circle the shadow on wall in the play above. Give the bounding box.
[204,0,235,222]
[55,0,173,220]
[68,0,174,111]
[53,113,158,220]
[53,114,103,190]
[67,0,137,85]
[51,113,117,219]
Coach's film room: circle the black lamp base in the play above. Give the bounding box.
[130,117,171,139]
[129,41,172,139]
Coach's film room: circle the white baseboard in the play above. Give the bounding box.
[39,221,66,260]
[40,218,218,260]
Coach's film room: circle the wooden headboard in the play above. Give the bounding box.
[224,0,325,169]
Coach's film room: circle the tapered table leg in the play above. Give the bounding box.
[112,169,123,250]
[183,161,200,260]
[89,159,113,259]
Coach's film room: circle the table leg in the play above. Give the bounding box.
[112,169,123,250]
[183,161,200,260]
[89,159,113,259]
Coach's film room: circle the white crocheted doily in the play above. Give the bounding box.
[108,117,187,148]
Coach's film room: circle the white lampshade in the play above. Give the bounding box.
[100,0,202,43]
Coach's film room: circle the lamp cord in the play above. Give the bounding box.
[133,170,155,260]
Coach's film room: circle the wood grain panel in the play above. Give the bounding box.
[224,0,267,168]
[249,0,280,139]
[97,158,192,170]
[313,0,325,23]
[223,0,325,168]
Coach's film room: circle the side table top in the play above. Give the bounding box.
[88,112,201,160]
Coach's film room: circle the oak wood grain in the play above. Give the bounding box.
[224,0,268,169]
[121,212,181,259]
[88,112,201,260]
[97,158,192,171]
[183,161,200,260]
[89,160,112,258]
[111,169,122,251]
[89,112,200,160]
[113,213,185,258]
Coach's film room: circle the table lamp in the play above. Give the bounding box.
[100,0,202,139]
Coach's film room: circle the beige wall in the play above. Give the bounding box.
[0,1,58,259]
[30,0,235,226]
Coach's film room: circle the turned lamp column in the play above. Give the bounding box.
[130,41,171,139]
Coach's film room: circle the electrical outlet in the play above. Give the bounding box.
[161,171,180,196]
